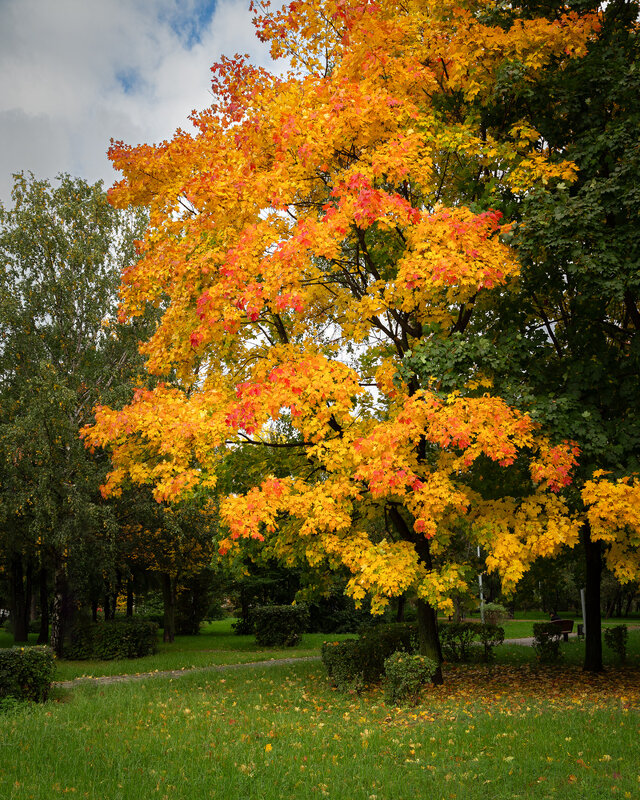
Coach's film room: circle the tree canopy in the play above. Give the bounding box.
[83,0,640,673]
[0,173,149,648]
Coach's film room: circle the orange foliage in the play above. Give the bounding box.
[83,0,602,612]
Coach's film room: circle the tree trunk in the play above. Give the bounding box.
[416,597,443,684]
[388,504,443,683]
[126,577,134,617]
[162,573,176,643]
[37,565,50,644]
[10,553,29,643]
[582,521,603,672]
[50,553,74,657]
[395,595,406,623]
[413,536,443,685]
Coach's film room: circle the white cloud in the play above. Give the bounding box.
[0,0,275,205]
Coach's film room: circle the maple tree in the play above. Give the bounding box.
[409,0,640,670]
[84,0,606,677]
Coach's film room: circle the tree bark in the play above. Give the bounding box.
[37,565,50,644]
[50,553,74,657]
[416,597,443,684]
[162,573,176,643]
[10,552,29,643]
[395,595,406,623]
[388,504,443,683]
[582,520,603,672]
[413,537,443,685]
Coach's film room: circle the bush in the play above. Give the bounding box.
[481,602,508,625]
[232,615,255,635]
[0,646,55,702]
[357,623,418,681]
[65,617,158,660]
[440,622,476,662]
[253,604,309,647]
[475,623,505,663]
[532,622,562,663]
[306,595,373,634]
[604,625,628,663]
[439,621,505,663]
[321,623,418,689]
[384,651,437,705]
[321,639,364,691]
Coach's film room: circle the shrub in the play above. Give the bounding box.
[232,615,255,635]
[384,651,438,705]
[481,602,508,625]
[475,623,505,663]
[357,623,418,681]
[0,646,55,702]
[440,622,476,662]
[604,625,628,663]
[65,617,158,660]
[307,595,373,634]
[321,640,364,691]
[321,623,418,689]
[253,604,309,647]
[532,622,562,663]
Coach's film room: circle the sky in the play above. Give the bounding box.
[0,0,275,206]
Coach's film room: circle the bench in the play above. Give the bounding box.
[551,619,574,642]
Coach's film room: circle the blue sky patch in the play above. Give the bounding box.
[163,0,218,49]
[115,68,143,95]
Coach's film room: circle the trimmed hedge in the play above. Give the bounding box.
[321,622,419,688]
[253,604,309,647]
[0,646,55,702]
[65,617,158,660]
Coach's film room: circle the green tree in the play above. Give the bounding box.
[0,172,148,652]
[405,0,640,670]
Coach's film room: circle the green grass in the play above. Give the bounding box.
[0,619,355,682]
[1,657,639,799]
[3,616,638,682]
[2,620,639,798]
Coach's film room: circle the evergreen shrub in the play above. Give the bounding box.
[440,622,505,662]
[532,622,562,663]
[253,604,309,647]
[65,617,158,660]
[604,625,628,663]
[322,622,419,689]
[0,646,55,702]
[384,651,437,705]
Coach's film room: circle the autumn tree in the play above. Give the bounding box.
[84,0,602,678]
[0,173,149,651]
[407,0,640,671]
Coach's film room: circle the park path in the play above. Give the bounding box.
[54,635,541,689]
[57,628,639,689]
[53,655,322,689]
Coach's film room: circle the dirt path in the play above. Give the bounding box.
[55,627,639,689]
[53,656,322,689]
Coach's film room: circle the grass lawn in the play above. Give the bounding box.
[1,656,639,799]
[0,619,355,682]
[1,618,639,798]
